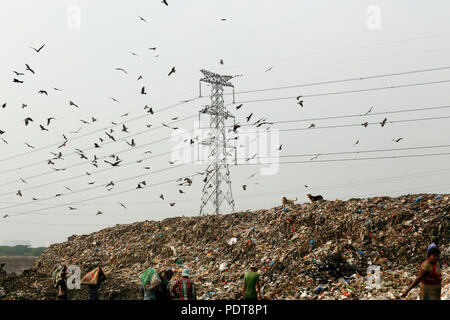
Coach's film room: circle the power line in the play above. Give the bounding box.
[232,79,450,105]
[274,115,450,133]
[0,97,204,164]
[228,66,450,96]
[0,114,198,177]
[0,163,195,212]
[4,172,203,218]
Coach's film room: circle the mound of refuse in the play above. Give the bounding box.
[1,193,449,300]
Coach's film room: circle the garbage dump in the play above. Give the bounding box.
[0,193,448,300]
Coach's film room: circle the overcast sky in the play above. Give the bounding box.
[1,0,450,247]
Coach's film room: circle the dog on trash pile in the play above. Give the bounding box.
[306,193,324,202]
[282,197,297,208]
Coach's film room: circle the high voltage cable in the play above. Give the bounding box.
[0,113,449,192]
[0,115,198,177]
[236,152,450,166]
[3,150,450,214]
[4,172,203,218]
[0,97,204,164]
[232,79,450,105]
[227,66,450,96]
[0,164,193,211]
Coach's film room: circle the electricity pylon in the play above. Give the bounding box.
[199,69,236,215]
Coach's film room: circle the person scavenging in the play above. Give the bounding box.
[402,244,442,300]
[242,266,262,300]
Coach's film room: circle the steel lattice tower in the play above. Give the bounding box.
[199,69,236,215]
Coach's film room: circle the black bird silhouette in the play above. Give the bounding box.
[57,140,67,148]
[30,44,45,53]
[38,90,48,95]
[380,118,387,127]
[119,202,127,209]
[236,104,243,110]
[168,67,176,76]
[242,185,247,191]
[25,64,35,74]
[115,67,128,74]
[17,190,23,197]
[1,103,6,109]
[25,143,35,149]
[69,101,79,108]
[122,124,128,132]
[232,124,241,133]
[24,117,33,126]
[13,71,24,76]
[138,75,143,80]
[126,139,136,147]
[170,202,175,207]
[278,145,282,151]
[0,129,4,135]
[53,87,62,91]
[104,160,121,166]
[392,138,403,143]
[110,97,120,103]
[159,194,165,200]
[105,132,116,142]
[69,207,77,210]
[162,0,168,6]
[220,59,224,65]
[362,122,368,128]
[141,86,147,95]
[47,117,56,125]
[94,143,100,148]
[246,113,253,122]
[149,47,157,50]
[138,16,147,23]
[40,125,48,131]
[13,78,23,84]
[265,66,274,72]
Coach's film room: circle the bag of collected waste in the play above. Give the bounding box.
[51,266,66,288]
[140,268,162,291]
[81,267,106,285]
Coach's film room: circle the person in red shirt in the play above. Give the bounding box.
[402,245,442,300]
[171,269,197,300]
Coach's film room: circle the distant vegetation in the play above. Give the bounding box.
[0,245,46,257]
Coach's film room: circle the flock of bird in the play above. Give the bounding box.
[1,2,405,219]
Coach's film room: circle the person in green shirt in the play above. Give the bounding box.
[242,266,262,300]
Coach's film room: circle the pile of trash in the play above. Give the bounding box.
[1,193,448,300]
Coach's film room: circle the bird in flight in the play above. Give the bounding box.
[392,138,403,143]
[363,106,373,116]
[69,101,79,108]
[24,117,33,126]
[110,97,120,103]
[126,139,136,147]
[308,123,315,129]
[119,202,127,209]
[236,104,243,110]
[278,145,282,151]
[130,51,140,57]
[17,190,23,197]
[220,59,224,65]
[242,185,247,191]
[25,64,35,74]
[380,118,387,127]
[96,211,103,215]
[168,67,176,76]
[149,47,157,50]
[122,124,128,133]
[116,67,128,74]
[170,202,175,207]
[104,160,122,167]
[30,44,45,53]
[38,90,48,96]
[353,139,360,147]
[159,194,165,200]
[310,154,320,161]
[246,113,253,122]
[69,207,77,211]
[40,125,48,131]
[141,86,147,95]
[265,66,274,72]
[162,0,168,6]
[297,96,304,107]
[13,71,24,76]
[138,16,147,23]
[25,143,35,149]
[13,78,24,84]
[47,117,56,126]
[362,122,368,128]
